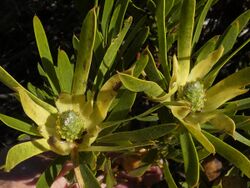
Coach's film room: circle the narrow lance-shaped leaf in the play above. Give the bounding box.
[108,0,130,42]
[204,67,250,111]
[55,49,74,93]
[156,0,170,82]
[5,138,50,172]
[101,0,114,43]
[203,131,250,178]
[177,0,195,85]
[97,123,178,144]
[72,7,97,95]
[193,35,219,64]
[204,37,250,88]
[216,10,250,55]
[192,0,214,48]
[33,16,60,95]
[80,163,101,188]
[94,17,132,88]
[163,160,178,188]
[180,131,199,187]
[0,114,40,136]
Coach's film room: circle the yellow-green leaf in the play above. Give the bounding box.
[177,0,195,85]
[17,87,57,138]
[119,73,165,98]
[188,46,224,82]
[205,67,250,111]
[5,138,50,172]
[55,49,74,93]
[33,16,59,95]
[0,114,40,136]
[72,7,97,95]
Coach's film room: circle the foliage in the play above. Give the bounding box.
[0,0,250,187]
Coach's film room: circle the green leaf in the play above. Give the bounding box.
[108,0,130,41]
[165,0,175,16]
[204,38,250,88]
[203,131,250,178]
[80,164,101,188]
[177,0,195,85]
[194,35,219,64]
[95,74,121,122]
[163,160,178,188]
[226,98,250,112]
[204,67,250,111]
[5,138,50,172]
[234,132,250,147]
[80,143,154,152]
[36,156,67,188]
[119,73,165,98]
[216,10,250,55]
[122,26,150,66]
[55,49,74,93]
[209,114,235,136]
[72,7,97,95]
[192,0,214,48]
[101,0,115,43]
[72,34,79,51]
[188,46,224,82]
[180,131,199,187]
[33,16,59,95]
[128,164,151,177]
[97,123,178,144]
[179,119,215,153]
[105,159,117,188]
[0,114,40,136]
[95,17,132,88]
[156,0,171,82]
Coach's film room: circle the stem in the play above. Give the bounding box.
[71,147,85,188]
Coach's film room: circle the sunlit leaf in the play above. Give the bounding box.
[72,7,97,95]
[55,49,74,93]
[17,87,57,138]
[180,131,199,187]
[177,0,195,85]
[203,131,250,178]
[194,35,219,64]
[204,67,250,111]
[95,74,122,123]
[5,138,50,172]
[188,46,224,82]
[33,16,59,95]
[0,114,40,136]
[119,73,165,98]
